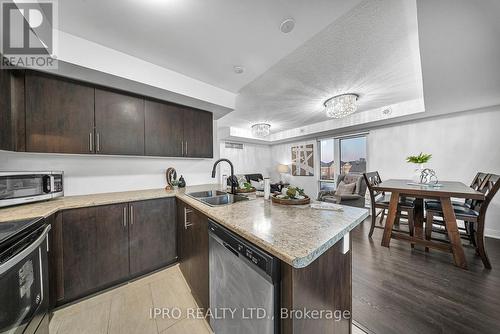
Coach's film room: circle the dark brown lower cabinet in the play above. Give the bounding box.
[281,233,352,334]
[95,204,130,286]
[50,198,177,306]
[177,200,209,311]
[129,198,177,276]
[61,203,128,302]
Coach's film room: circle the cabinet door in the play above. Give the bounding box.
[182,107,213,158]
[0,69,25,151]
[25,72,95,154]
[48,212,63,308]
[176,201,209,311]
[145,100,184,157]
[61,206,98,301]
[61,203,129,302]
[129,198,177,276]
[95,89,145,155]
[177,200,192,282]
[189,208,210,311]
[95,203,130,286]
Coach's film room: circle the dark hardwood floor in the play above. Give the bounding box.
[352,217,500,334]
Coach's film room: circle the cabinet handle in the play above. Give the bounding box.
[130,205,134,225]
[123,206,127,227]
[96,132,100,152]
[181,141,184,156]
[185,141,188,156]
[89,132,93,152]
[184,207,193,229]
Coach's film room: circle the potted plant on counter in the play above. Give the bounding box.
[272,186,310,205]
[236,182,256,194]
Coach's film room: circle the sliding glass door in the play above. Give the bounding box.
[340,136,367,174]
[318,135,367,191]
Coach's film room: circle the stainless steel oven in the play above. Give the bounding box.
[0,217,51,334]
[0,172,63,208]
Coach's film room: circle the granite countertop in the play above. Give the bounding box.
[0,184,368,268]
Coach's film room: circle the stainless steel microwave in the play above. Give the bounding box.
[0,172,64,208]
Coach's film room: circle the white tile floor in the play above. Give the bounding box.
[50,264,367,334]
[50,265,211,334]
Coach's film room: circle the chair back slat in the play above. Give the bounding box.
[470,172,489,189]
[466,172,490,207]
[476,173,500,217]
[363,172,384,203]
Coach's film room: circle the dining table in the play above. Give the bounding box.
[372,179,485,269]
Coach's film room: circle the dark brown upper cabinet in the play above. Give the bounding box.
[25,71,95,154]
[0,69,25,151]
[182,107,213,158]
[95,89,145,156]
[145,99,184,157]
[3,70,213,158]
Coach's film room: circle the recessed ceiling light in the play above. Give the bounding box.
[233,65,244,74]
[280,18,295,33]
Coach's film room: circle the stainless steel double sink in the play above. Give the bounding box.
[186,190,249,207]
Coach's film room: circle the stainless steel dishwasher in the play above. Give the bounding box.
[208,220,280,334]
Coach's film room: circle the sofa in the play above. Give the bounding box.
[317,173,367,208]
[227,173,280,192]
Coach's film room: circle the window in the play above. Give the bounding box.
[340,136,367,174]
[319,138,335,191]
[318,135,367,192]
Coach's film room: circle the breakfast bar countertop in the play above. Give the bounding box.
[0,184,368,268]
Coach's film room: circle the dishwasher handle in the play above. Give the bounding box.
[223,242,239,257]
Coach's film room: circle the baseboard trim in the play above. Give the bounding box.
[485,229,500,239]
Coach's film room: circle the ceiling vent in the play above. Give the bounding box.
[225,142,244,149]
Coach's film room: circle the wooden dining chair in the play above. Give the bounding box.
[363,172,416,239]
[425,172,490,245]
[425,173,500,269]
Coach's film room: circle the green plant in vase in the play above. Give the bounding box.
[406,152,432,164]
[406,152,432,183]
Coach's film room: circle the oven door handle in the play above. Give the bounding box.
[0,225,51,276]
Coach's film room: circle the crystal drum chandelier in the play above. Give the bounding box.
[324,93,359,118]
[251,123,271,138]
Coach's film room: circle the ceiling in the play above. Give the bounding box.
[58,0,362,93]
[218,0,424,133]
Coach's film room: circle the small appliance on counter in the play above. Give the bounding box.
[0,217,51,334]
[0,171,64,208]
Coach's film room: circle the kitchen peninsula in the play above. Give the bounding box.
[0,184,368,334]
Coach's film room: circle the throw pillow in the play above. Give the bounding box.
[336,181,356,196]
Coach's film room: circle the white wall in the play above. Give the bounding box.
[0,122,220,196]
[270,140,319,198]
[416,0,500,115]
[367,108,500,238]
[219,142,273,178]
